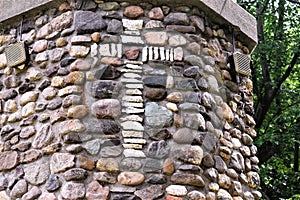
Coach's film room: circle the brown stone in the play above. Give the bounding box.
[166,196,183,200]
[0,151,18,171]
[96,158,119,173]
[50,11,73,32]
[69,46,90,57]
[70,59,91,71]
[20,149,42,163]
[39,192,58,200]
[91,99,121,119]
[163,158,175,175]
[124,47,140,60]
[167,92,183,103]
[144,32,168,46]
[67,105,89,119]
[65,71,85,85]
[101,57,123,66]
[148,7,164,20]
[118,172,145,186]
[33,40,48,53]
[77,155,95,170]
[61,182,85,199]
[218,173,231,189]
[91,32,101,43]
[171,173,205,187]
[166,25,196,33]
[86,181,109,200]
[124,6,144,19]
[222,103,234,122]
[173,113,183,128]
[145,87,166,101]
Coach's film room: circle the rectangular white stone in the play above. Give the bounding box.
[170,48,174,62]
[148,46,153,61]
[124,138,147,144]
[121,121,144,131]
[120,115,143,122]
[122,102,144,108]
[142,47,148,62]
[125,84,144,89]
[125,89,142,95]
[123,149,146,158]
[123,73,142,79]
[122,130,144,137]
[125,64,143,70]
[122,96,143,102]
[123,144,143,149]
[91,43,98,57]
[121,78,143,83]
[124,30,140,35]
[154,47,159,60]
[122,107,145,114]
[120,69,142,73]
[160,47,165,61]
[99,44,111,56]
[166,49,170,60]
[124,60,143,65]
[117,44,122,58]
[121,35,144,44]
[174,47,183,61]
[111,44,117,57]
[122,19,144,30]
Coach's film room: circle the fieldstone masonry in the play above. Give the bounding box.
[0,0,260,199]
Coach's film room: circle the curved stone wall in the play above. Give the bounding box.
[0,1,260,199]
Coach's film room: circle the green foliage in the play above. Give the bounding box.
[238,0,300,199]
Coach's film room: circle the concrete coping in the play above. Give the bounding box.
[0,0,257,51]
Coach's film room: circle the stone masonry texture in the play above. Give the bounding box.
[0,0,260,199]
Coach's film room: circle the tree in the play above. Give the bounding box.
[237,0,300,199]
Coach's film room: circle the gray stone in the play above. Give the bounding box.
[22,186,41,200]
[134,185,164,200]
[4,75,22,89]
[24,157,50,185]
[146,174,167,184]
[100,146,123,157]
[45,174,60,192]
[147,140,170,159]
[50,153,75,173]
[175,78,199,91]
[0,175,8,190]
[230,151,245,172]
[76,0,97,10]
[61,182,85,199]
[143,158,162,173]
[173,128,194,144]
[183,113,206,130]
[91,80,120,99]
[53,119,85,136]
[174,145,203,165]
[185,55,205,67]
[107,19,123,34]
[91,99,121,119]
[169,35,187,47]
[215,155,227,173]
[204,168,218,182]
[63,168,87,181]
[120,158,142,171]
[84,118,120,134]
[32,124,54,149]
[190,15,205,32]
[2,89,18,100]
[10,179,27,199]
[145,20,164,29]
[145,102,173,128]
[164,12,189,25]
[75,11,107,33]
[84,139,101,155]
[94,172,116,184]
[98,2,120,11]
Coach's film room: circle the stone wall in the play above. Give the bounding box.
[0,0,260,199]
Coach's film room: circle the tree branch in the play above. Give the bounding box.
[274,48,300,95]
[286,0,300,5]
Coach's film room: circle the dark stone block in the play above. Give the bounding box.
[95,66,121,80]
[75,11,107,34]
[91,80,121,99]
[143,76,167,88]
[175,78,199,91]
[2,89,18,100]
